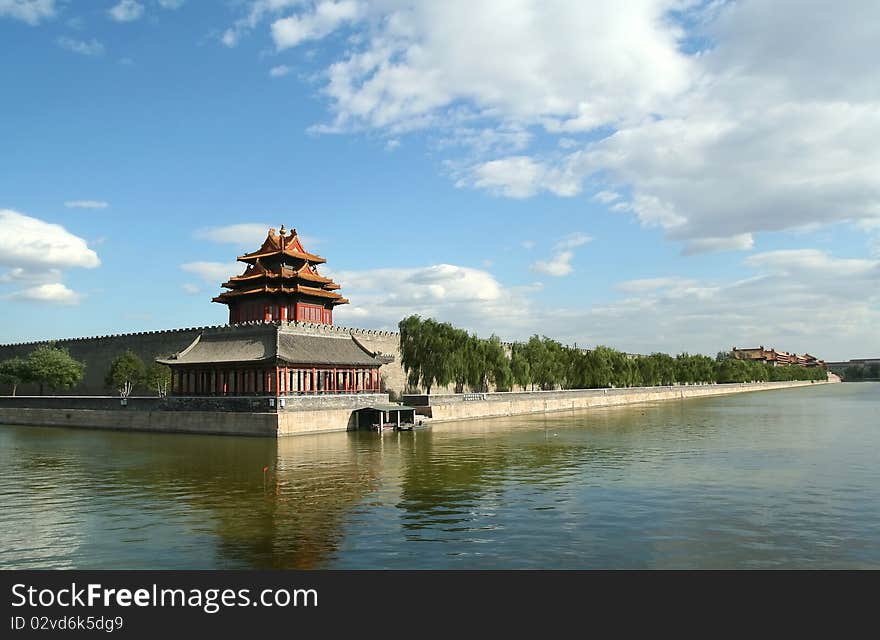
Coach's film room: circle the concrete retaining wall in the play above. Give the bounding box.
[0,392,392,437]
[404,380,831,423]
[0,408,279,437]
[0,396,162,410]
[0,381,833,438]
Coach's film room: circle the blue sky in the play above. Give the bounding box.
[1,0,878,360]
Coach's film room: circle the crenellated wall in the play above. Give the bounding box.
[0,327,205,396]
[0,321,415,397]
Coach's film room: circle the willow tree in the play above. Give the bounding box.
[485,335,512,392]
[399,315,455,394]
[510,344,531,391]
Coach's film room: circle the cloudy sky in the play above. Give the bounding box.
[1,0,878,360]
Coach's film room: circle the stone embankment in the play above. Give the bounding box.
[404,379,835,424]
[0,380,834,437]
[0,393,390,437]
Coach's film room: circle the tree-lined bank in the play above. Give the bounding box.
[399,315,827,395]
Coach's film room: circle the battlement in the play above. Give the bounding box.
[0,325,220,348]
[0,320,400,349]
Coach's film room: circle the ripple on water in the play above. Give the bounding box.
[2,383,880,569]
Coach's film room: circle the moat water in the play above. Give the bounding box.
[1,382,877,569]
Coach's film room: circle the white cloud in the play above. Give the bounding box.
[158,0,184,8]
[462,156,580,198]
[262,1,880,250]
[180,261,240,284]
[57,37,104,56]
[8,283,82,305]
[530,232,592,277]
[530,252,577,277]
[593,190,620,204]
[0,210,100,270]
[0,0,55,25]
[239,232,867,360]
[572,250,880,359]
[331,248,879,359]
[194,223,320,252]
[194,223,273,246]
[269,64,292,77]
[221,0,303,47]
[221,29,238,47]
[556,232,592,250]
[0,267,63,284]
[271,0,363,50]
[333,263,539,334]
[108,0,144,22]
[682,234,754,256]
[744,249,879,279]
[311,1,691,134]
[181,283,201,295]
[64,200,109,209]
[433,127,532,156]
[616,277,697,295]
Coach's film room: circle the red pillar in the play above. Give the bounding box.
[312,368,317,395]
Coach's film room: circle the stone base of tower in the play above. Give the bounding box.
[0,392,392,437]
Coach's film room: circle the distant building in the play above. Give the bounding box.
[825,357,880,374]
[731,346,825,368]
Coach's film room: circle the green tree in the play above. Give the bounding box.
[106,350,146,397]
[27,345,85,394]
[145,362,172,398]
[0,356,32,396]
[510,344,531,391]
[398,316,456,394]
[485,336,512,392]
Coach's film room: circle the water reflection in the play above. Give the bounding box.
[0,383,878,569]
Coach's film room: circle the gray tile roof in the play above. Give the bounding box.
[277,332,378,366]
[158,324,379,367]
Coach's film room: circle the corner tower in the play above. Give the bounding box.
[213,226,349,325]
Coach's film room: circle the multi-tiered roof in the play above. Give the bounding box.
[213,226,348,324]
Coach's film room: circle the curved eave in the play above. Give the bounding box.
[237,248,327,264]
[158,357,275,367]
[222,271,339,288]
[212,285,349,305]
